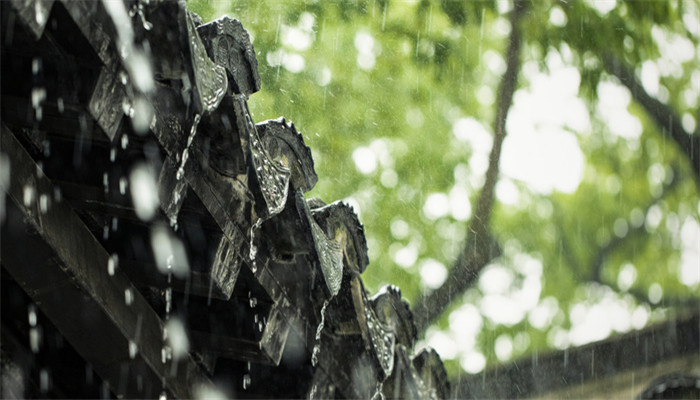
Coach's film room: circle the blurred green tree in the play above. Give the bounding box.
[189,0,699,376]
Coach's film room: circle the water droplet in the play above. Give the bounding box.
[23,185,35,207]
[158,391,167,400]
[32,59,41,77]
[316,300,329,341]
[124,288,133,306]
[249,297,257,308]
[35,2,46,25]
[176,114,201,181]
[129,340,138,359]
[130,164,159,221]
[28,305,37,327]
[121,134,129,149]
[31,87,46,120]
[119,176,128,195]
[126,50,155,93]
[122,98,135,117]
[103,172,109,194]
[164,318,190,360]
[30,327,41,353]
[165,287,172,314]
[161,345,172,363]
[311,344,320,367]
[119,70,128,85]
[110,147,117,162]
[242,374,251,390]
[39,194,49,213]
[39,368,49,392]
[107,254,118,276]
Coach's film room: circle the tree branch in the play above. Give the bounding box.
[603,55,700,184]
[590,167,680,283]
[413,0,527,334]
[554,163,684,308]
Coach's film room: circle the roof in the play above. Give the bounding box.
[0,1,448,398]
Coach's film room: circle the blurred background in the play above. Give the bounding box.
[188,0,699,377]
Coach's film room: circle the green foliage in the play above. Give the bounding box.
[190,0,700,377]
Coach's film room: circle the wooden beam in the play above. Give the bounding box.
[452,311,700,398]
[1,123,212,398]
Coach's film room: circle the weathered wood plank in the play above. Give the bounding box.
[1,123,212,398]
[453,311,700,399]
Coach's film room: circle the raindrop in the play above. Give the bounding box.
[28,305,37,327]
[382,7,387,31]
[150,225,190,278]
[122,98,134,117]
[101,381,110,399]
[85,364,94,386]
[130,164,159,221]
[249,296,257,308]
[127,51,155,94]
[164,318,189,360]
[161,344,172,363]
[158,391,167,400]
[107,254,119,276]
[103,225,110,240]
[128,340,138,359]
[311,344,320,367]
[110,148,117,162]
[176,114,201,181]
[119,176,128,195]
[103,172,109,194]
[23,185,35,207]
[248,219,263,270]
[315,300,329,341]
[119,70,128,85]
[165,287,172,314]
[242,374,251,390]
[112,217,118,231]
[30,327,41,353]
[31,87,46,121]
[121,134,129,149]
[57,98,64,113]
[39,368,49,392]
[124,288,133,306]
[32,57,41,75]
[39,194,49,213]
[130,0,153,31]
[131,96,153,134]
